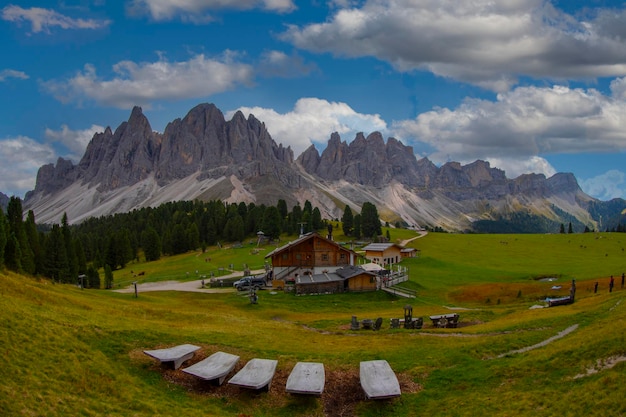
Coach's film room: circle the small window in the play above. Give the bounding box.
[322,254,329,261]
[296,254,301,260]
[339,253,346,260]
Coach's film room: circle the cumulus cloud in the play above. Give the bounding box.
[2,5,111,34]
[227,97,387,156]
[392,84,626,177]
[42,53,254,109]
[0,69,29,82]
[45,124,104,161]
[281,0,626,91]
[579,169,626,200]
[0,136,57,197]
[127,0,295,21]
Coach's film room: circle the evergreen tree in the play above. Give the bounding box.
[277,199,288,223]
[353,214,362,239]
[568,222,573,234]
[75,240,87,274]
[361,202,382,239]
[311,207,322,231]
[86,265,100,289]
[4,234,21,271]
[291,204,302,235]
[559,223,565,234]
[261,206,282,240]
[7,197,35,274]
[24,211,42,274]
[141,227,161,261]
[187,222,200,250]
[223,215,245,242]
[342,205,354,236]
[104,264,114,289]
[43,224,70,282]
[62,213,78,281]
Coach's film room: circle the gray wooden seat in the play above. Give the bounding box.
[182,351,240,385]
[143,344,201,369]
[360,360,401,400]
[286,362,325,395]
[228,358,278,391]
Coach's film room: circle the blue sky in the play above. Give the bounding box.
[1,0,626,201]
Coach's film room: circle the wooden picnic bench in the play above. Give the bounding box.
[429,313,460,328]
[143,344,201,369]
[286,362,325,395]
[181,351,240,385]
[359,360,401,400]
[228,358,278,391]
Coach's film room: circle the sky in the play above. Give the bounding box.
[1,0,626,201]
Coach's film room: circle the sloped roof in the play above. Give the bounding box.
[362,243,403,251]
[265,232,356,259]
[296,265,375,285]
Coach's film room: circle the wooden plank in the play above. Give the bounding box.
[360,360,401,400]
[182,351,240,385]
[228,358,278,390]
[286,362,325,395]
[143,344,201,369]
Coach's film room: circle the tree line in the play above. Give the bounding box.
[0,197,382,287]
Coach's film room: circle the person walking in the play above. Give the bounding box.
[609,276,615,293]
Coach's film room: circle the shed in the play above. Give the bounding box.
[362,243,403,265]
[294,265,377,295]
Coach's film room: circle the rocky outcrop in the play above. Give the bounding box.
[24,102,615,231]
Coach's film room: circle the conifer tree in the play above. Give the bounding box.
[342,205,354,236]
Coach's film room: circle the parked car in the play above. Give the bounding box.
[233,276,266,291]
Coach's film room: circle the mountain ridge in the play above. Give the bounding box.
[21,103,624,232]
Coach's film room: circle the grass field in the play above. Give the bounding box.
[1,231,626,416]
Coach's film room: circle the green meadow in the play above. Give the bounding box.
[1,231,626,416]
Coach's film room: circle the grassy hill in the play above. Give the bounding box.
[1,231,626,416]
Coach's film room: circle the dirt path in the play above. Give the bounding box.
[495,324,579,358]
[400,230,427,246]
[113,269,266,294]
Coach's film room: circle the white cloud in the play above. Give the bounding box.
[580,170,626,200]
[42,53,254,108]
[227,97,387,156]
[281,0,626,91]
[2,5,111,34]
[392,84,626,177]
[0,136,57,197]
[0,69,29,82]
[127,0,295,21]
[45,124,104,161]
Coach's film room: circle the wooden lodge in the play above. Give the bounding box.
[265,232,358,281]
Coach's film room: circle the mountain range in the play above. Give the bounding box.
[21,103,626,232]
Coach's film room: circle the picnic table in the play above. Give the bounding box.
[143,344,200,369]
[286,362,325,395]
[359,360,401,400]
[181,351,240,385]
[429,313,460,328]
[228,358,278,391]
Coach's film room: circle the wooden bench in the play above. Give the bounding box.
[547,296,573,307]
[143,344,201,369]
[181,351,240,385]
[360,360,401,400]
[228,358,278,391]
[429,313,460,328]
[286,362,325,395]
